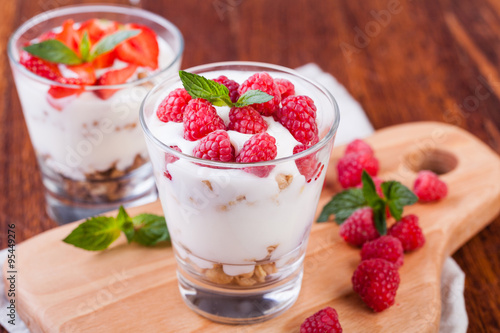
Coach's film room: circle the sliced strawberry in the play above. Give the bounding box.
[77,19,119,43]
[94,64,138,100]
[64,63,96,85]
[115,24,159,69]
[55,19,79,53]
[19,51,61,80]
[39,31,57,42]
[48,82,84,100]
[92,50,116,69]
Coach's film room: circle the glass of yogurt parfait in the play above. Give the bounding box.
[140,61,340,324]
[8,4,183,223]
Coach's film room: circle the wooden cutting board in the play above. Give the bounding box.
[4,122,500,333]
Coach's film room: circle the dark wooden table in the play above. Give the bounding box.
[1,0,499,332]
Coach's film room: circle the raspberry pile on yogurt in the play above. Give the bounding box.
[148,71,328,287]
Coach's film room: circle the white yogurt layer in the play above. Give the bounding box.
[13,37,177,180]
[146,70,332,270]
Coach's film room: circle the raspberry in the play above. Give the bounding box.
[236,133,277,177]
[339,207,379,247]
[352,258,400,312]
[192,130,235,162]
[345,139,374,156]
[227,106,268,134]
[337,153,379,188]
[274,78,295,100]
[238,72,281,116]
[413,170,448,202]
[293,144,320,182]
[213,75,240,103]
[157,88,192,123]
[388,214,425,252]
[300,307,342,333]
[361,235,404,268]
[164,146,181,180]
[275,95,319,146]
[183,98,225,141]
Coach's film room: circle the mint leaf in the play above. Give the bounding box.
[116,206,134,243]
[382,181,418,221]
[63,216,122,251]
[131,214,169,246]
[317,188,366,224]
[371,198,387,235]
[361,171,379,206]
[89,29,141,61]
[179,70,233,107]
[79,31,91,62]
[24,40,82,65]
[235,90,273,107]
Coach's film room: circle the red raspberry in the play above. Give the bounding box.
[183,98,225,141]
[339,207,379,247]
[361,235,404,269]
[157,88,192,123]
[345,139,374,156]
[300,307,342,333]
[352,258,400,312]
[164,146,181,180]
[413,170,448,202]
[293,144,320,182]
[227,106,268,134]
[213,75,240,103]
[388,214,425,252]
[236,133,277,177]
[275,95,319,146]
[337,153,379,188]
[192,130,235,162]
[274,78,295,100]
[238,72,281,116]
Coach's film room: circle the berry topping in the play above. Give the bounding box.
[339,207,379,247]
[293,144,320,182]
[157,88,192,123]
[94,64,138,100]
[164,145,181,180]
[238,72,281,116]
[19,52,61,81]
[413,170,448,202]
[236,132,277,177]
[345,139,374,156]
[213,75,240,103]
[388,214,425,252]
[77,19,119,43]
[55,19,80,53]
[227,106,268,134]
[274,78,295,100]
[183,98,225,141]
[115,24,159,69]
[352,258,400,312]
[300,307,343,333]
[337,153,379,188]
[361,235,404,268]
[59,63,97,85]
[275,95,319,146]
[192,130,235,162]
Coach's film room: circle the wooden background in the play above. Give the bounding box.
[1,0,499,332]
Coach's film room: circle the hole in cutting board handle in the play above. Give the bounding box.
[403,149,458,175]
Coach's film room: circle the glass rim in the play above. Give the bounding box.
[7,4,184,90]
[140,61,341,168]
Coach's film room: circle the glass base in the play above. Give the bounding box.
[177,267,303,324]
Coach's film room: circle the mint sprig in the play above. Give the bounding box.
[317,171,417,236]
[63,206,169,251]
[23,29,140,65]
[179,70,273,108]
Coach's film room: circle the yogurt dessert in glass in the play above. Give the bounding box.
[8,5,183,223]
[141,62,340,324]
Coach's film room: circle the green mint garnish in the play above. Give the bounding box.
[23,29,140,65]
[317,171,417,236]
[63,206,169,251]
[24,39,82,65]
[179,70,273,108]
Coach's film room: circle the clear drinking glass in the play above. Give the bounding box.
[140,62,340,324]
[8,4,184,223]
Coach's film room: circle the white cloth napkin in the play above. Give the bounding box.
[0,64,467,332]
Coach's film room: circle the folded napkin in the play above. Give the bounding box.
[0,63,467,333]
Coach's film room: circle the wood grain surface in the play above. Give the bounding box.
[1,0,500,332]
[5,122,500,333]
